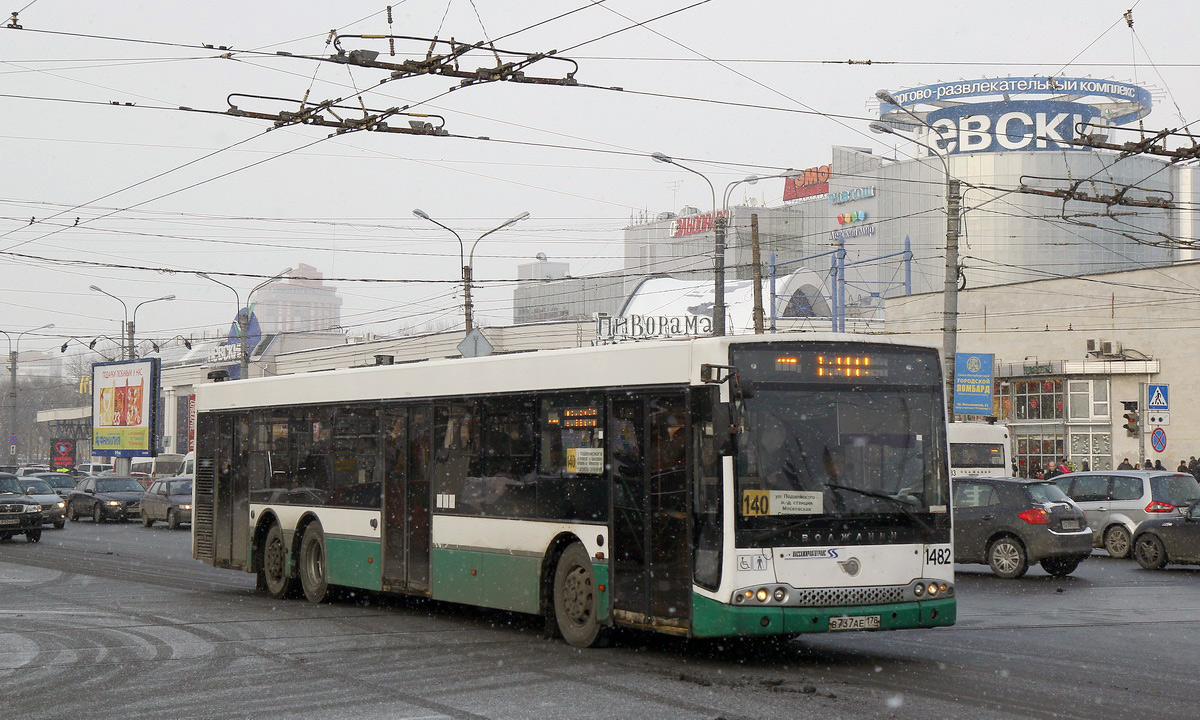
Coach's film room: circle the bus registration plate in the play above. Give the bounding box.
[829,615,880,631]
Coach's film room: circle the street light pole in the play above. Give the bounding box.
[413,209,530,336]
[2,322,55,464]
[651,152,724,336]
[89,285,130,360]
[721,172,798,334]
[870,99,962,419]
[130,294,176,360]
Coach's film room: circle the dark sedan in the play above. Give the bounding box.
[30,472,77,498]
[66,476,144,523]
[1133,501,1200,569]
[141,478,193,529]
[0,474,44,542]
[953,476,1093,578]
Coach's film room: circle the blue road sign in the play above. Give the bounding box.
[1151,427,1167,453]
[954,353,995,415]
[1148,384,1169,411]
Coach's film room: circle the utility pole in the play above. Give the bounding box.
[751,213,764,334]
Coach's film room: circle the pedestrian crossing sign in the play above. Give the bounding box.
[1147,384,1169,411]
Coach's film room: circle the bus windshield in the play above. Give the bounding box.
[731,343,949,546]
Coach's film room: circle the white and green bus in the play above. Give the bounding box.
[192,334,955,647]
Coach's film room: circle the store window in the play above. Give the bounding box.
[1014,430,1065,478]
[1014,379,1063,421]
[1069,428,1112,471]
[1067,379,1109,422]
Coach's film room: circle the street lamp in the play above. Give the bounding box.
[721,171,799,334]
[198,268,292,379]
[2,322,55,463]
[651,152,725,336]
[412,209,530,335]
[89,286,173,360]
[871,92,963,418]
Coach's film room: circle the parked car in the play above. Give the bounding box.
[1132,501,1200,569]
[17,477,67,528]
[16,465,51,476]
[0,474,44,542]
[30,472,77,498]
[140,477,193,529]
[952,476,1093,578]
[1054,470,1200,558]
[65,476,144,523]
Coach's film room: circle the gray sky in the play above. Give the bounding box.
[3,0,1196,354]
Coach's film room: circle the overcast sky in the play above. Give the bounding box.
[3,0,1197,355]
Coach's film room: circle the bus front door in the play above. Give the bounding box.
[608,393,691,632]
[381,405,433,595]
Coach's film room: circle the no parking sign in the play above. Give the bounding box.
[1151,427,1167,454]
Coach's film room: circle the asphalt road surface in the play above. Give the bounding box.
[2,521,1198,719]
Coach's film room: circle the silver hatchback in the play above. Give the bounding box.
[1054,471,1200,558]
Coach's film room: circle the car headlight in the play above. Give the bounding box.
[24,504,40,513]
[56,502,65,509]
[180,504,191,510]
[107,500,121,506]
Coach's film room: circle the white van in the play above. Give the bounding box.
[130,453,186,479]
[76,462,114,474]
[948,423,1012,478]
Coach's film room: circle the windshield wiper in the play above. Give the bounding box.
[824,483,933,534]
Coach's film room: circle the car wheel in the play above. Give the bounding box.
[1104,525,1132,558]
[1133,533,1168,570]
[52,521,65,530]
[68,503,79,522]
[26,529,41,543]
[1040,557,1081,577]
[988,537,1029,579]
[0,532,11,541]
[259,522,298,599]
[92,504,103,524]
[167,509,180,531]
[142,512,154,528]
[299,522,331,603]
[553,542,610,647]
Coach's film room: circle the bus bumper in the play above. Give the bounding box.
[690,593,956,638]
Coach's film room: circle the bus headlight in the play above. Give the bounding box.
[755,588,769,603]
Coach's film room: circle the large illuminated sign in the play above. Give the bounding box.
[670,211,725,237]
[877,77,1153,156]
[91,358,160,458]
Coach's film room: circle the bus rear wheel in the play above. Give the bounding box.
[259,522,298,599]
[553,543,609,648]
[299,521,331,603]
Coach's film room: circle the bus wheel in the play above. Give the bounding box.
[259,522,298,599]
[553,543,609,648]
[299,521,331,603]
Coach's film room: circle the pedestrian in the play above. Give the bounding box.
[1057,458,1071,475]
[1118,457,1133,470]
[1045,462,1058,480]
[1178,460,1189,473]
[1188,456,1199,478]
[1153,459,1165,471]
[1081,460,1090,472]
[1143,459,1153,469]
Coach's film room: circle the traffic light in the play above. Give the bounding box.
[1122,411,1140,436]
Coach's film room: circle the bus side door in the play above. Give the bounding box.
[381,405,433,595]
[608,393,691,631]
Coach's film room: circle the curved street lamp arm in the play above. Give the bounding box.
[468,211,531,265]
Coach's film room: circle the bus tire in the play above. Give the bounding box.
[299,521,331,604]
[553,543,609,648]
[259,522,299,599]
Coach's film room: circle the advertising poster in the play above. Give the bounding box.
[51,439,76,470]
[91,358,160,457]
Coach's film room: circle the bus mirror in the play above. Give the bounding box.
[713,402,734,455]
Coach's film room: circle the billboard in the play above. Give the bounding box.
[91,358,160,457]
[51,439,76,471]
[783,164,832,201]
[877,77,1153,156]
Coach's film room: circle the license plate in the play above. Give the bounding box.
[829,614,881,631]
[1062,519,1080,530]
[0,517,18,526]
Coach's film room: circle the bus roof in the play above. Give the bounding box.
[195,333,939,412]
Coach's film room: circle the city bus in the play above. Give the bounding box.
[948,422,1012,478]
[192,334,955,647]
